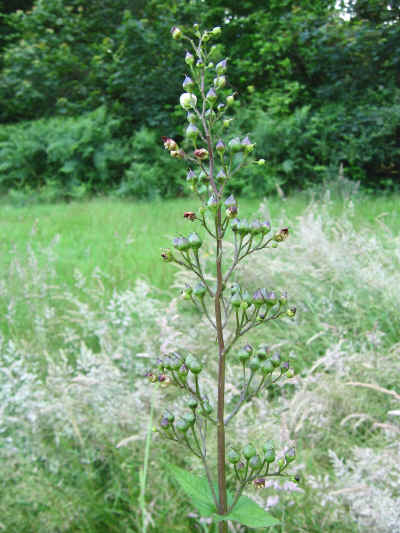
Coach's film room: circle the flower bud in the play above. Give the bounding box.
[170,353,182,370]
[279,291,288,305]
[243,444,257,460]
[287,306,296,318]
[206,87,217,103]
[216,139,225,153]
[176,419,190,433]
[251,220,262,235]
[162,136,178,151]
[183,75,195,92]
[286,368,295,378]
[280,361,289,373]
[217,103,225,112]
[163,411,175,423]
[171,26,182,40]
[187,397,198,410]
[241,135,255,153]
[273,227,289,242]
[211,26,221,36]
[260,359,274,375]
[180,92,197,110]
[170,149,185,159]
[160,416,171,430]
[196,59,205,68]
[277,457,286,470]
[249,357,261,372]
[285,447,296,464]
[252,289,265,307]
[146,371,157,383]
[244,344,253,355]
[228,137,241,153]
[186,123,199,140]
[254,478,266,489]
[228,449,241,464]
[181,285,192,300]
[223,118,233,128]
[185,51,194,66]
[216,169,227,184]
[185,354,202,374]
[187,112,196,123]
[161,249,174,262]
[237,347,251,363]
[264,447,276,463]
[207,62,214,69]
[230,218,240,232]
[194,148,209,160]
[172,236,190,252]
[231,292,241,309]
[270,352,281,367]
[184,210,196,221]
[226,94,235,106]
[214,75,226,89]
[256,345,269,360]
[265,291,277,307]
[216,58,227,74]
[201,398,213,414]
[260,221,271,234]
[249,454,261,469]
[193,282,206,299]
[202,31,211,42]
[237,219,250,235]
[158,374,171,387]
[257,158,266,165]
[179,363,188,378]
[188,232,202,249]
[207,194,219,211]
[183,411,196,426]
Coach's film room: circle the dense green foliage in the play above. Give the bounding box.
[0,0,399,194]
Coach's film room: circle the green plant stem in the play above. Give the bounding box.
[139,388,155,533]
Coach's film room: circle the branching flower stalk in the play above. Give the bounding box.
[150,24,299,532]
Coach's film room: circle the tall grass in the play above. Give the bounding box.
[0,189,399,532]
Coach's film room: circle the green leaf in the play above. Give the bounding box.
[167,464,217,517]
[168,465,279,528]
[223,493,280,528]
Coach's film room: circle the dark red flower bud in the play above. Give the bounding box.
[184,211,196,221]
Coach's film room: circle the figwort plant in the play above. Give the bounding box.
[148,25,299,532]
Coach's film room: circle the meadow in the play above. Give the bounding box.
[0,187,399,532]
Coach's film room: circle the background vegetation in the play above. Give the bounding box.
[0,0,399,198]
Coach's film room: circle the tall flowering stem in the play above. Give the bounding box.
[151,24,299,533]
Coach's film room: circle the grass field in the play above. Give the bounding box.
[1,190,399,532]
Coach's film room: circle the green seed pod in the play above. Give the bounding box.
[256,345,269,360]
[260,359,274,375]
[249,454,261,469]
[265,291,277,307]
[185,51,194,66]
[252,289,265,307]
[243,444,257,460]
[237,219,250,236]
[263,439,274,453]
[228,137,241,153]
[187,397,198,410]
[277,457,286,470]
[176,419,190,433]
[285,447,296,463]
[183,411,196,426]
[193,282,206,299]
[264,447,276,463]
[228,449,240,464]
[231,292,241,309]
[188,232,202,250]
[251,220,262,235]
[201,399,213,414]
[237,347,251,363]
[230,218,240,232]
[207,194,219,211]
[185,354,202,374]
[270,352,281,367]
[249,357,261,372]
[186,123,199,140]
[178,363,189,378]
[183,75,195,92]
